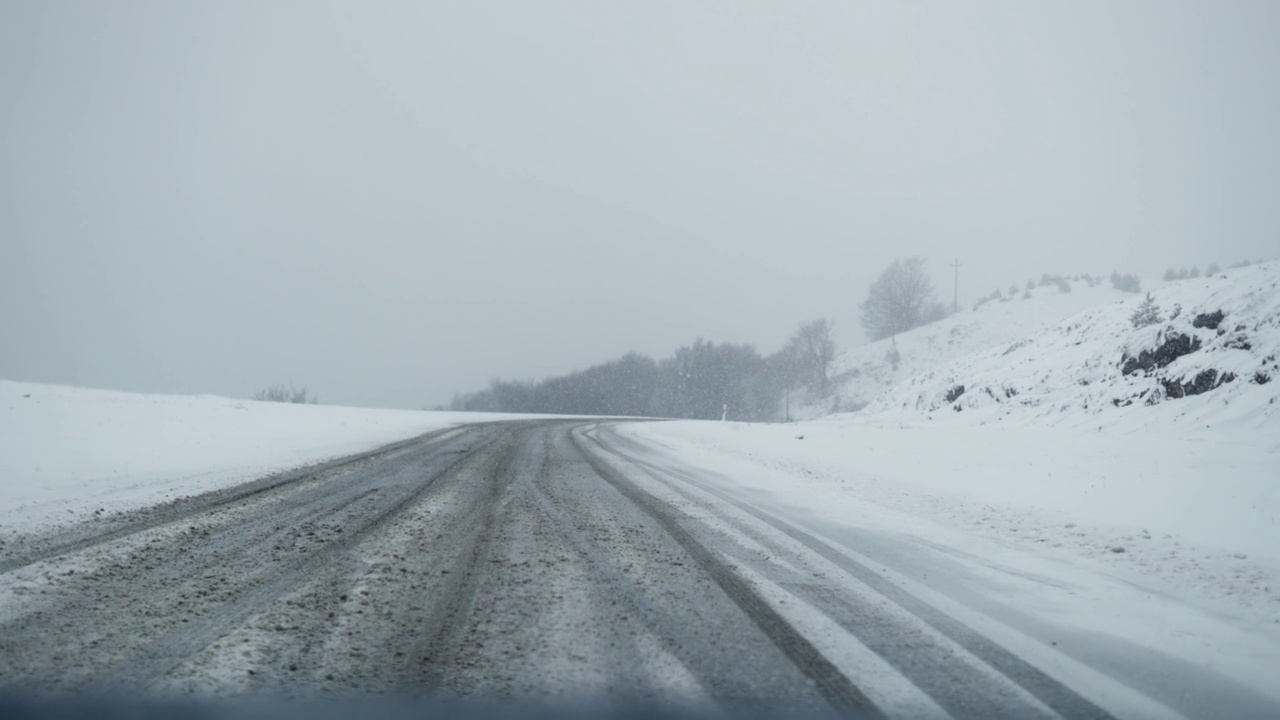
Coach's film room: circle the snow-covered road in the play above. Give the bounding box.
[3,418,1276,718]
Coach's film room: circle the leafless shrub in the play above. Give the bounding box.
[254,383,318,404]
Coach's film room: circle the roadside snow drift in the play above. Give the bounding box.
[0,381,509,536]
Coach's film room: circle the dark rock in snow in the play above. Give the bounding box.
[945,385,966,403]
[1121,333,1202,375]
[1192,310,1225,330]
[1163,369,1236,398]
[1223,334,1253,351]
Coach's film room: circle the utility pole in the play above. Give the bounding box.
[950,258,961,314]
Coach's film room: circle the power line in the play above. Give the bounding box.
[950,259,961,314]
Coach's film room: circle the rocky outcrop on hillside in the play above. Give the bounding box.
[863,262,1280,427]
[1111,310,1277,407]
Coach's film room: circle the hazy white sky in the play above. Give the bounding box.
[3,0,1278,408]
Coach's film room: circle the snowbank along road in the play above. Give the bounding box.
[1,419,1274,719]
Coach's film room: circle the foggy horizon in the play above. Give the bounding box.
[4,1,1278,409]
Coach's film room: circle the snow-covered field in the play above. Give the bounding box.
[0,381,515,537]
[625,416,1278,623]
[617,417,1280,716]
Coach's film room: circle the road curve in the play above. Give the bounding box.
[0,419,1262,718]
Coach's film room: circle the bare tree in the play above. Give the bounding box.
[254,383,317,404]
[783,318,838,394]
[859,257,945,341]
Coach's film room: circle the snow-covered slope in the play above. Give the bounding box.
[866,262,1280,431]
[626,264,1280,642]
[623,265,1280,659]
[813,275,1139,417]
[0,381,515,536]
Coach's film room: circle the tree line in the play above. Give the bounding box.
[1162,259,1266,281]
[450,320,836,421]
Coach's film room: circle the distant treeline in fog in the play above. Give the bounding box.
[449,321,836,421]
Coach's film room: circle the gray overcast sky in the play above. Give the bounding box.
[2,1,1278,409]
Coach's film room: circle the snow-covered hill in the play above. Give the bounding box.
[810,275,1141,418]
[866,261,1280,431]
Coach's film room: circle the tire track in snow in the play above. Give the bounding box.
[591,425,1115,720]
[0,425,476,576]
[395,429,523,693]
[519,427,790,704]
[106,427,515,693]
[568,429,886,719]
[588,431,1056,719]
[0,425,509,692]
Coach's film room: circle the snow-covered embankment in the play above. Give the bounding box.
[0,382,505,537]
